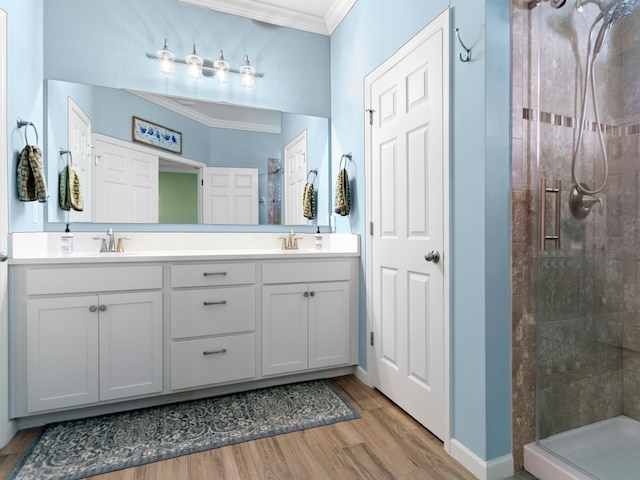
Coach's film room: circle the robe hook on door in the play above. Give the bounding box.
[455,28,471,62]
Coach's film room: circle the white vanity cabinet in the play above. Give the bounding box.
[11,265,163,415]
[262,261,353,376]
[169,262,257,390]
[8,240,360,423]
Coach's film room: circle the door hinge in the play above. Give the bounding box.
[366,108,375,126]
[369,221,374,236]
[370,331,374,346]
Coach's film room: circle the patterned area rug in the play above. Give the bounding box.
[9,380,359,480]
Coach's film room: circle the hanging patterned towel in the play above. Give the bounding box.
[17,145,48,202]
[302,182,316,219]
[334,168,350,216]
[59,166,84,212]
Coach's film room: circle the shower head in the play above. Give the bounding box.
[592,0,640,54]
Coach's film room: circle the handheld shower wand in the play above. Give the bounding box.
[570,0,640,219]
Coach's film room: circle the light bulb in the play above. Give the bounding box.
[186,45,203,80]
[214,50,231,84]
[239,55,256,89]
[157,39,174,76]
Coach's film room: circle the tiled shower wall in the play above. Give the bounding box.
[511,0,640,470]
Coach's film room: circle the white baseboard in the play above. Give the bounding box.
[450,439,514,480]
[354,365,370,386]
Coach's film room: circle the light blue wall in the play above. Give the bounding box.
[2,0,45,233]
[331,0,512,463]
[42,0,330,117]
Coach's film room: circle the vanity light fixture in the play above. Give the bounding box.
[157,39,175,75]
[213,50,230,84]
[239,55,256,89]
[185,45,204,80]
[150,40,262,89]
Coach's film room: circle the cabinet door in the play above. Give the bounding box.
[99,291,163,401]
[308,282,351,370]
[27,296,99,413]
[262,284,308,376]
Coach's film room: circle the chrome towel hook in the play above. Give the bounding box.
[455,28,471,62]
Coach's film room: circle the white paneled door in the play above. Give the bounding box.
[366,11,449,442]
[202,167,259,225]
[284,130,308,225]
[67,98,92,223]
[0,8,15,448]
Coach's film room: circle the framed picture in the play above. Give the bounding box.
[132,116,182,154]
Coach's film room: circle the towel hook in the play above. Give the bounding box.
[339,153,352,171]
[307,169,318,183]
[455,28,471,62]
[17,118,39,146]
[59,148,73,166]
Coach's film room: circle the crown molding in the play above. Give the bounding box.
[325,0,357,34]
[127,90,282,134]
[177,0,355,35]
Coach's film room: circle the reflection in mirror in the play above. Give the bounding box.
[45,80,330,227]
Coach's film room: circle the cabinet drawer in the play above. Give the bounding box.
[262,261,351,284]
[171,286,255,339]
[171,263,255,288]
[26,266,162,295]
[170,334,256,390]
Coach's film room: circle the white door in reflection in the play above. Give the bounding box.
[202,167,258,225]
[284,130,308,225]
[67,98,92,223]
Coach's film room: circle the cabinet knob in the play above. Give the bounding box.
[99,304,107,312]
[89,305,97,312]
[310,291,315,297]
[303,291,309,298]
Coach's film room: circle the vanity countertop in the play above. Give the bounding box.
[9,232,360,265]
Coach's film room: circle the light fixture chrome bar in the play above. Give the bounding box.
[145,52,264,78]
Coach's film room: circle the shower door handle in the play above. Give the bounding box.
[540,177,561,251]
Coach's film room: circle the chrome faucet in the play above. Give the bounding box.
[106,228,115,252]
[279,230,302,250]
[93,228,131,252]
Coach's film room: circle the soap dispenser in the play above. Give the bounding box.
[61,223,74,254]
[314,227,323,250]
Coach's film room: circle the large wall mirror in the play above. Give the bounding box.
[45,79,331,227]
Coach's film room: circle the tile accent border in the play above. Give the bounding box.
[522,107,639,137]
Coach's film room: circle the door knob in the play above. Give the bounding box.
[425,250,440,263]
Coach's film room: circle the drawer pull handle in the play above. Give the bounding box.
[203,300,227,306]
[203,271,228,277]
[203,348,227,356]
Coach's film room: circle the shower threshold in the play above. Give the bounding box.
[524,416,640,480]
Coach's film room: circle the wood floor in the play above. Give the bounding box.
[0,375,533,479]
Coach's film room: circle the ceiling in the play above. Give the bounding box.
[177,0,357,35]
